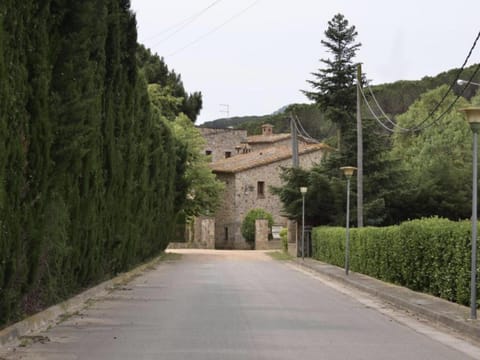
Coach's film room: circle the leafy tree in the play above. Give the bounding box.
[148,80,224,219]
[169,114,225,218]
[137,45,203,122]
[390,85,471,220]
[370,64,480,117]
[471,87,480,105]
[241,209,273,243]
[148,83,184,121]
[303,13,361,150]
[270,167,340,225]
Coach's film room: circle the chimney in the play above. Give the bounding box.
[262,124,273,136]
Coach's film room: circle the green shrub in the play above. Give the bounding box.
[241,209,274,243]
[279,227,288,252]
[312,217,476,306]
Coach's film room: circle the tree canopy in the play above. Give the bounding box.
[0,0,203,327]
[303,13,361,150]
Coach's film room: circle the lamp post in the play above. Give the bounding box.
[300,186,308,260]
[340,166,357,275]
[457,79,480,87]
[461,107,480,320]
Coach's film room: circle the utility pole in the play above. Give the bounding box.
[290,115,299,167]
[356,63,364,227]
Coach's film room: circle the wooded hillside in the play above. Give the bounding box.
[201,63,480,142]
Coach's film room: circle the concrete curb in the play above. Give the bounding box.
[0,254,169,347]
[292,258,480,343]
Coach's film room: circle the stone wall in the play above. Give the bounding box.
[213,173,238,249]
[195,217,215,249]
[198,127,247,163]
[255,219,269,250]
[213,148,326,249]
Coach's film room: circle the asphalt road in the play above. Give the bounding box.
[2,250,479,360]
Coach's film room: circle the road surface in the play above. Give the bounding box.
[1,249,479,359]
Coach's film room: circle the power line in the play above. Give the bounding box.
[359,85,396,133]
[408,30,480,131]
[293,114,319,143]
[363,30,480,133]
[363,61,480,133]
[366,84,410,131]
[143,0,223,43]
[150,0,224,48]
[166,0,261,57]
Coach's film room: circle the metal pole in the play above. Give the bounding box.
[356,64,363,227]
[471,130,478,320]
[291,115,299,167]
[345,177,351,275]
[302,193,305,260]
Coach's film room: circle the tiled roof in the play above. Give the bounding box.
[246,133,291,144]
[210,143,333,174]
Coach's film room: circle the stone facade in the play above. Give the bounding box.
[198,127,247,163]
[198,123,333,250]
[255,219,269,250]
[211,143,331,249]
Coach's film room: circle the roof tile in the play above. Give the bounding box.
[210,143,333,173]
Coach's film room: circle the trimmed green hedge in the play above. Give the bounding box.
[0,1,180,327]
[312,217,475,306]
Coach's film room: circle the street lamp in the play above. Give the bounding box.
[300,186,308,260]
[340,166,357,276]
[457,79,480,87]
[461,107,480,320]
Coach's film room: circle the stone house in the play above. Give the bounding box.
[193,123,333,249]
[199,124,317,160]
[197,127,247,162]
[246,124,296,151]
[210,140,332,249]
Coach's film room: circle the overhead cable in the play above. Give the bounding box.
[292,113,320,143]
[408,30,480,131]
[364,61,480,133]
[166,0,261,57]
[359,85,396,133]
[144,0,223,43]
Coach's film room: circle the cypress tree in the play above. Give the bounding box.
[49,0,108,288]
[0,0,31,322]
[0,0,181,326]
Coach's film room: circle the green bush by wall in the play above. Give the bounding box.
[312,217,475,306]
[241,209,274,244]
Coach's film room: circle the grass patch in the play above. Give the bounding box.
[158,252,182,262]
[267,251,293,261]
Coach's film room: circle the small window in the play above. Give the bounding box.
[205,150,212,156]
[257,181,265,198]
[224,227,229,241]
[225,151,232,158]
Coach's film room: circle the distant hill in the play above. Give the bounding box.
[200,63,480,142]
[201,114,277,130]
[200,106,290,129]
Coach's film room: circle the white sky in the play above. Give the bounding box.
[130,0,480,124]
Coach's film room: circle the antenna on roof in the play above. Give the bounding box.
[219,104,230,118]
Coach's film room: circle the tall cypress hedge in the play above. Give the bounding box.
[0,0,179,326]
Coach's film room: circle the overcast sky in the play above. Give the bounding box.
[130,0,480,124]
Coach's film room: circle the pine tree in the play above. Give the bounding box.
[303,13,361,150]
